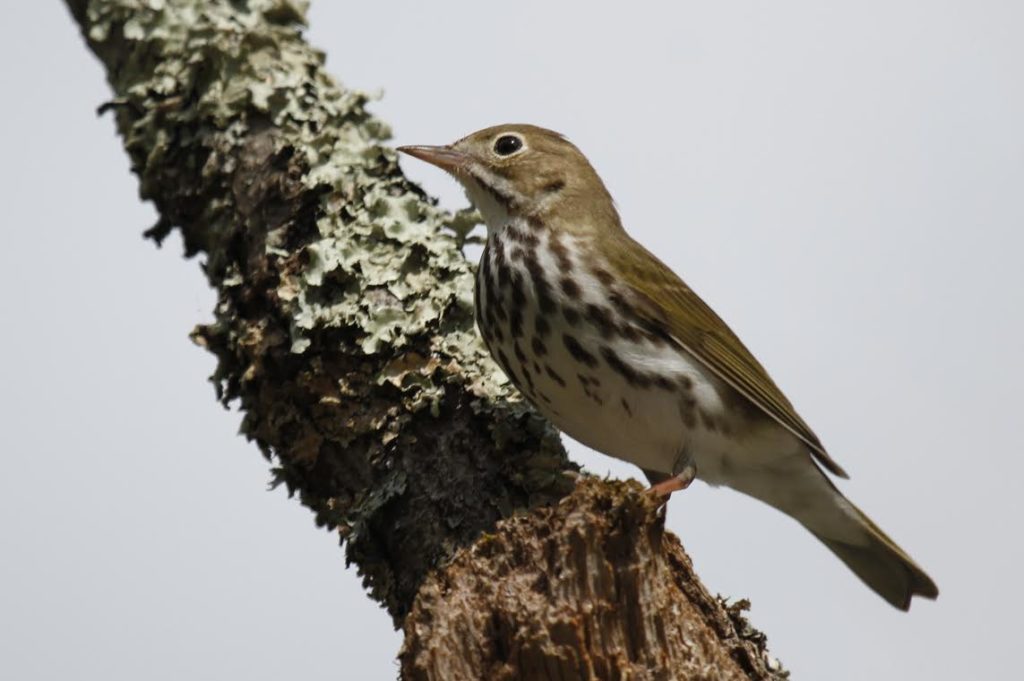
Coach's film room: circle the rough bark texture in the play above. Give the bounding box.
[401,479,784,681]
[65,1,787,678]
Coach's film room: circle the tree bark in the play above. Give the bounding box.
[64,1,787,678]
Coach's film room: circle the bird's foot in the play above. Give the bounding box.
[646,463,696,499]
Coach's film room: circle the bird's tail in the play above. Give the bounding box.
[814,501,938,610]
[725,451,938,610]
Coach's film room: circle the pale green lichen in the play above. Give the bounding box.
[75,0,572,621]
[86,0,521,411]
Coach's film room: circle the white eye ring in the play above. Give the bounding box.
[492,134,526,157]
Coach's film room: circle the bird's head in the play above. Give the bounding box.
[398,124,620,235]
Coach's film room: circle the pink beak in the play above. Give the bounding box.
[397,145,471,173]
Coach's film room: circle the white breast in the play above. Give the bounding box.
[474,217,740,477]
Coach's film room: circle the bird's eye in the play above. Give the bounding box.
[493,134,524,156]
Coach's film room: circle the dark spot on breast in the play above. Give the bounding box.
[574,372,603,404]
[544,364,567,387]
[537,287,556,315]
[526,216,545,232]
[585,304,615,338]
[507,224,540,248]
[521,366,536,394]
[619,324,642,343]
[496,343,533,396]
[513,342,527,364]
[485,273,506,322]
[511,270,526,306]
[493,237,511,290]
[531,336,547,357]
[524,252,556,315]
[524,250,544,278]
[496,349,513,374]
[510,247,526,262]
[563,334,598,368]
[677,374,693,391]
[509,307,523,338]
[535,314,551,338]
[562,306,581,326]
[560,276,581,298]
[608,290,632,317]
[549,235,572,271]
[480,245,493,284]
[594,268,613,286]
[653,375,674,391]
[600,345,652,388]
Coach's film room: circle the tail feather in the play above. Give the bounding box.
[818,504,938,610]
[719,447,939,609]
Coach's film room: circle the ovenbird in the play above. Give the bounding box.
[399,124,938,610]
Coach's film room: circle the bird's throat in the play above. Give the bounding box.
[461,175,521,234]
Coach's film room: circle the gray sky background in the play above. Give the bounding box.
[1,1,1021,679]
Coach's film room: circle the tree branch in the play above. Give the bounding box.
[65,1,786,678]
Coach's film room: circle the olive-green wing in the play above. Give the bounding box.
[611,235,848,478]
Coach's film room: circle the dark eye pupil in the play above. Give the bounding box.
[494,135,523,156]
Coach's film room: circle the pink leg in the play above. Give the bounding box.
[647,463,696,499]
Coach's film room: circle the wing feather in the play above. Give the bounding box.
[609,235,849,478]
